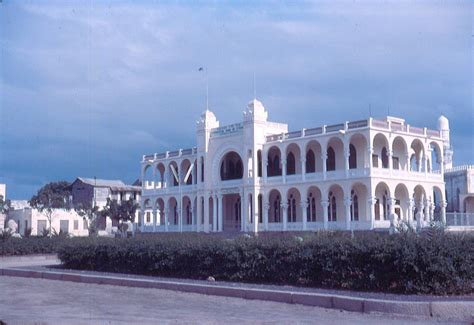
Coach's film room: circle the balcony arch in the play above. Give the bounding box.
[267,146,282,177]
[285,143,301,175]
[305,140,323,173]
[349,133,368,169]
[392,136,408,170]
[326,137,344,171]
[373,133,389,169]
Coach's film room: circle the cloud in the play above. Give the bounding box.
[0,0,472,199]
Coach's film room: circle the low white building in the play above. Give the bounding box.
[140,99,449,233]
[7,204,89,237]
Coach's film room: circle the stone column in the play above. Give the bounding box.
[140,210,145,232]
[428,200,434,224]
[440,200,447,226]
[368,146,373,169]
[423,152,428,174]
[321,152,327,180]
[281,202,288,231]
[321,199,329,230]
[282,159,287,184]
[264,200,270,231]
[368,197,377,229]
[405,153,411,172]
[301,200,308,230]
[389,197,397,233]
[197,158,201,185]
[152,208,157,232]
[196,196,201,232]
[388,149,393,170]
[204,193,210,233]
[344,147,350,178]
[263,157,268,183]
[344,197,351,231]
[212,194,217,232]
[416,200,423,230]
[218,194,223,232]
[240,190,245,232]
[164,201,169,232]
[252,192,259,234]
[408,198,415,227]
[301,156,306,182]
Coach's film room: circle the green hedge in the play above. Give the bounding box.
[0,237,69,256]
[57,231,474,295]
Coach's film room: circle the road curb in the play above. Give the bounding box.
[1,267,472,322]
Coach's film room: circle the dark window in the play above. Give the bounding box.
[306,149,315,173]
[307,192,316,222]
[287,152,296,175]
[372,154,379,167]
[349,144,357,169]
[381,147,389,169]
[257,150,262,177]
[328,192,337,221]
[288,194,296,222]
[327,147,336,171]
[392,156,399,170]
[220,152,244,180]
[258,195,263,223]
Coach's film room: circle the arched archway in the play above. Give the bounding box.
[267,146,282,177]
[306,140,323,173]
[410,139,425,172]
[143,165,154,189]
[326,137,344,171]
[307,186,322,222]
[182,196,192,225]
[287,188,302,222]
[351,183,368,221]
[156,163,166,188]
[429,142,442,173]
[285,143,301,175]
[220,151,243,181]
[413,185,427,223]
[394,184,409,221]
[327,184,344,222]
[168,197,178,226]
[373,133,389,169]
[374,182,390,221]
[268,189,282,223]
[349,133,368,169]
[155,198,165,225]
[392,136,408,170]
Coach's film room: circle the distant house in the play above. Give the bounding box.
[445,165,474,213]
[70,177,141,229]
[7,202,89,237]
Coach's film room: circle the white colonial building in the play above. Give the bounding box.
[140,100,449,233]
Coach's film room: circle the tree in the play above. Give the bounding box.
[29,181,71,236]
[100,198,139,236]
[0,195,11,214]
[74,201,100,236]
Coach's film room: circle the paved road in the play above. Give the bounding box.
[0,276,465,325]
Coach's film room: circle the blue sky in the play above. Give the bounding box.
[0,1,472,199]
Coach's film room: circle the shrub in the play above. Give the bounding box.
[0,236,70,256]
[57,231,474,295]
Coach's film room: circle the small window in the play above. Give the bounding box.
[146,212,151,223]
[392,157,399,170]
[74,220,79,230]
[83,219,88,230]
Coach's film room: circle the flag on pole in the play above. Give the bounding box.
[170,164,179,184]
[184,163,194,183]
